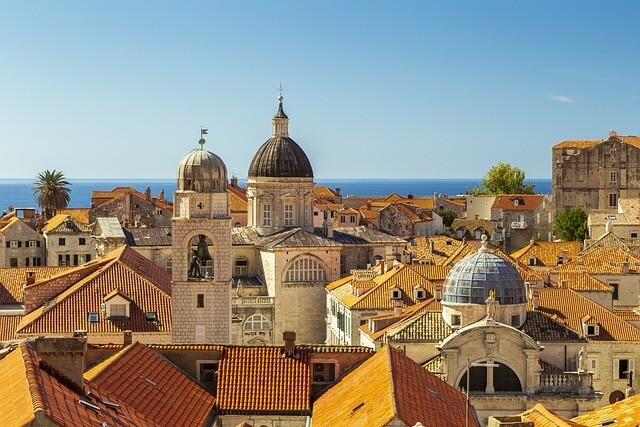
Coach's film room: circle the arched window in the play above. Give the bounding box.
[235,257,248,276]
[244,314,270,331]
[285,257,327,282]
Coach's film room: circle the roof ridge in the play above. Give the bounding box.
[386,346,400,422]
[19,342,45,415]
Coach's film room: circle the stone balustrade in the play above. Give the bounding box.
[232,296,275,307]
[538,371,594,395]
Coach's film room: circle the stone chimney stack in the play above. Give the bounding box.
[230,176,238,187]
[393,300,403,316]
[434,284,443,301]
[385,247,395,272]
[25,271,36,286]
[623,260,630,275]
[145,187,152,201]
[123,330,133,346]
[610,129,617,138]
[532,289,540,310]
[323,207,334,239]
[35,331,88,393]
[429,239,435,254]
[283,331,296,357]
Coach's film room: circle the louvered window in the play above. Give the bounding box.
[285,257,326,282]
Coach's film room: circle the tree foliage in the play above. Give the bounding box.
[479,162,535,194]
[32,170,71,219]
[439,209,458,228]
[553,207,587,241]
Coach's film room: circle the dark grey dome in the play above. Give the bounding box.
[177,149,227,193]
[248,137,313,178]
[443,250,526,305]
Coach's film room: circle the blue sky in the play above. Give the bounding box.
[1,1,639,179]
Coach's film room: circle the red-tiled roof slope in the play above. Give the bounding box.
[85,342,215,426]
[511,241,581,267]
[0,266,72,304]
[492,194,544,211]
[0,315,22,341]
[217,346,311,414]
[553,135,640,150]
[312,345,479,427]
[16,342,155,426]
[18,247,172,335]
[573,392,640,426]
[552,247,640,275]
[530,287,640,341]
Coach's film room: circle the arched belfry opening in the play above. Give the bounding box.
[187,234,214,280]
[458,360,522,393]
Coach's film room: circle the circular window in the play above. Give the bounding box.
[609,390,625,404]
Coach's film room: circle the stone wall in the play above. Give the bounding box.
[0,220,45,268]
[90,193,171,227]
[172,282,231,343]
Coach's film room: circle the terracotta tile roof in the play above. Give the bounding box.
[581,231,636,256]
[553,134,640,150]
[17,246,172,336]
[42,214,91,233]
[359,207,380,219]
[529,287,640,341]
[573,392,640,426]
[539,360,563,373]
[404,264,450,281]
[359,299,442,341]
[57,208,91,224]
[450,218,498,236]
[329,264,436,310]
[554,273,613,292]
[511,241,582,267]
[0,315,22,341]
[228,185,248,213]
[612,309,640,322]
[0,266,73,304]
[4,342,155,426]
[85,342,216,425]
[312,345,479,427]
[217,346,311,414]
[492,194,544,211]
[386,310,452,342]
[521,311,585,342]
[552,247,640,275]
[0,216,19,233]
[410,235,463,264]
[386,202,432,223]
[518,403,585,427]
[91,186,141,199]
[313,186,337,200]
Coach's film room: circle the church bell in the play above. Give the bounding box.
[195,235,213,262]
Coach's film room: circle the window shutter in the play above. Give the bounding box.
[594,325,600,336]
[5,241,9,248]
[37,240,41,247]
[630,359,635,374]
[17,241,22,248]
[613,359,620,379]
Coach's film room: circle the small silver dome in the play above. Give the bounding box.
[443,244,526,305]
[177,148,227,193]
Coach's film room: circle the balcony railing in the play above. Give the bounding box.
[538,371,594,396]
[511,221,527,229]
[231,296,275,307]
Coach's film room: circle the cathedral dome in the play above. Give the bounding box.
[177,145,227,193]
[248,96,313,179]
[443,237,526,305]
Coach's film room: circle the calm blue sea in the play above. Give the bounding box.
[0,178,552,211]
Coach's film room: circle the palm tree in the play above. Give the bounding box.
[32,170,72,220]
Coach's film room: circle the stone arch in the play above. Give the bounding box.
[180,229,221,250]
[281,253,330,283]
[181,229,219,280]
[243,314,271,331]
[455,357,524,393]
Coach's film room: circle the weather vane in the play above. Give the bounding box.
[278,83,283,102]
[199,126,208,149]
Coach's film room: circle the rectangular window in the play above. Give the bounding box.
[25,258,30,267]
[73,254,79,266]
[340,216,346,223]
[610,193,618,207]
[59,238,66,246]
[616,359,631,380]
[611,171,618,182]
[263,204,271,226]
[195,325,205,342]
[10,258,17,268]
[511,315,520,327]
[350,215,355,223]
[284,204,293,226]
[166,259,172,274]
[591,358,599,379]
[88,313,99,324]
[633,233,639,238]
[27,240,38,248]
[79,237,86,245]
[197,294,205,308]
[198,361,218,382]
[451,314,461,326]
[9,240,18,248]
[529,257,536,266]
[611,283,619,300]
[234,258,248,276]
[314,211,319,216]
[312,363,336,383]
[110,304,127,317]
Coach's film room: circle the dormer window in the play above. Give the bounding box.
[414,287,427,301]
[146,311,158,323]
[513,199,519,206]
[529,256,536,266]
[581,316,600,336]
[390,288,402,300]
[103,290,132,320]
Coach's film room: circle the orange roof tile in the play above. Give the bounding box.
[0,217,19,233]
[553,135,640,150]
[0,266,73,304]
[511,241,582,267]
[57,208,91,224]
[552,247,640,275]
[492,194,544,211]
[554,273,612,292]
[85,342,216,426]
[17,246,172,336]
[217,346,311,414]
[312,345,479,427]
[0,315,22,341]
[517,403,585,427]
[228,185,248,213]
[313,186,337,200]
[612,309,640,322]
[410,235,463,264]
[573,393,640,426]
[0,344,36,426]
[530,287,640,341]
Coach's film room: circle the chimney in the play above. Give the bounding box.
[123,330,133,346]
[283,331,296,357]
[532,289,540,310]
[380,259,385,274]
[434,284,443,301]
[530,238,535,246]
[429,239,435,254]
[408,193,414,200]
[393,301,403,316]
[145,187,151,201]
[386,253,395,272]
[35,331,88,393]
[230,176,238,187]
[158,190,165,202]
[26,271,36,286]
[335,187,341,196]
[561,279,567,288]
[623,260,630,275]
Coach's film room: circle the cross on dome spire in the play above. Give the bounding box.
[272,86,289,136]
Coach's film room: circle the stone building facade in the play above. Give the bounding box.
[42,214,94,266]
[90,188,172,227]
[553,130,640,214]
[491,194,554,252]
[0,217,45,268]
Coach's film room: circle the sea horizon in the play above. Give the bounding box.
[0,177,552,211]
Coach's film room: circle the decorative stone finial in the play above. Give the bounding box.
[479,234,490,253]
[610,129,617,138]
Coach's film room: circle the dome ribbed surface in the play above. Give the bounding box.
[443,252,526,305]
[177,149,227,192]
[248,137,313,178]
